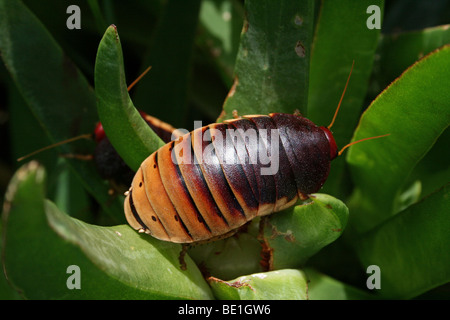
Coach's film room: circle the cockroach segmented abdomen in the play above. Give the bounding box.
[124,63,391,246]
[124,113,334,244]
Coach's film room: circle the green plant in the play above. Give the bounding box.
[1,0,449,300]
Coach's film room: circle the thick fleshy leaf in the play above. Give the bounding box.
[264,194,348,270]
[218,0,314,121]
[370,29,450,204]
[88,4,196,181]
[356,184,450,299]
[208,269,308,300]
[0,0,123,222]
[188,232,263,281]
[2,162,213,299]
[307,0,384,198]
[347,45,450,232]
[95,25,165,171]
[188,194,348,280]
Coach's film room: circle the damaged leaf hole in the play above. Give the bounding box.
[268,222,296,242]
[208,276,255,291]
[295,41,306,58]
[222,11,231,22]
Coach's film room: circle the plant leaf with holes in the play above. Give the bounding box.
[208,269,308,300]
[265,194,348,270]
[218,0,314,121]
[188,194,348,280]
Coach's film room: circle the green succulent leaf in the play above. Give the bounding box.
[2,162,213,300]
[188,232,263,281]
[188,194,348,280]
[347,44,450,233]
[209,269,308,300]
[0,0,124,222]
[265,194,348,270]
[356,184,450,299]
[218,0,314,121]
[95,25,165,172]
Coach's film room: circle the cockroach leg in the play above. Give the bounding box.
[258,216,273,271]
[179,244,190,271]
[257,216,267,241]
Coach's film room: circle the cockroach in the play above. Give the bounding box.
[124,62,389,245]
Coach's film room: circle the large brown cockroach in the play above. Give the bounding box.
[124,64,388,244]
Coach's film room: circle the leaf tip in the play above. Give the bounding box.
[106,24,119,41]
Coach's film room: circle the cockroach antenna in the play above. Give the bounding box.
[17,66,153,162]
